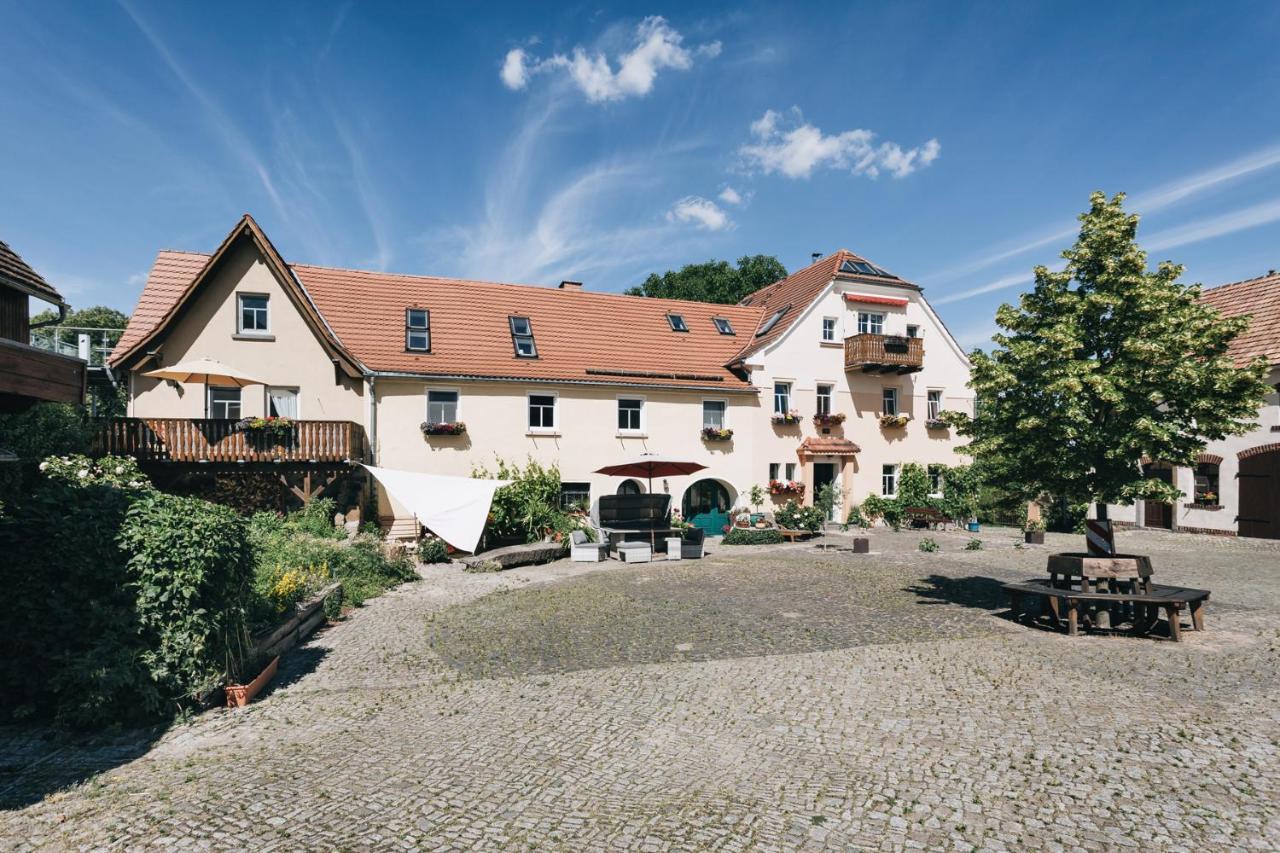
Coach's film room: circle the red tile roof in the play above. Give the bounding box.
[0,239,65,306]
[798,436,861,456]
[1199,272,1280,367]
[732,249,916,362]
[293,264,764,391]
[111,251,211,361]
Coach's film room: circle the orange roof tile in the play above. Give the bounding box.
[1199,272,1280,367]
[732,249,917,363]
[798,436,861,456]
[110,251,211,363]
[0,239,65,306]
[293,264,764,391]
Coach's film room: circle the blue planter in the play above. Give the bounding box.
[967,521,980,532]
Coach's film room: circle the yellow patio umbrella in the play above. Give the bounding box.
[143,357,268,417]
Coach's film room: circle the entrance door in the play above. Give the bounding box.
[1142,463,1173,530]
[682,479,731,536]
[812,462,838,521]
[1239,449,1280,539]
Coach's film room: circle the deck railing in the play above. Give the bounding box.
[95,418,365,463]
[844,333,924,373]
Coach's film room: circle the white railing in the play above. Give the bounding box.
[29,326,125,367]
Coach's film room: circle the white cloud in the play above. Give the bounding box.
[500,48,530,90]
[718,186,743,205]
[667,196,732,231]
[740,108,940,180]
[500,17,719,103]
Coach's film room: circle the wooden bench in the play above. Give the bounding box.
[777,527,815,542]
[1004,579,1209,642]
[904,506,949,530]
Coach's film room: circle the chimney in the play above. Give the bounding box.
[558,280,583,290]
[811,252,822,263]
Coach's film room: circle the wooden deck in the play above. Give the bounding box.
[0,336,86,409]
[844,333,924,374]
[95,418,365,464]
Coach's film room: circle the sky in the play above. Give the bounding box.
[2,1,1280,349]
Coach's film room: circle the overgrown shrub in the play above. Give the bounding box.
[0,402,92,461]
[775,500,826,532]
[722,527,784,545]
[918,537,940,552]
[419,538,450,563]
[861,494,903,530]
[965,538,984,550]
[472,457,570,545]
[41,453,149,490]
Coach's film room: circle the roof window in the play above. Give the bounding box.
[713,317,735,335]
[840,259,898,279]
[667,313,688,332]
[509,316,537,358]
[756,306,789,337]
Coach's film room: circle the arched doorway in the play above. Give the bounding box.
[682,479,732,535]
[1239,446,1280,539]
[617,478,644,495]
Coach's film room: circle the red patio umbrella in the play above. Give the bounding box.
[594,454,708,493]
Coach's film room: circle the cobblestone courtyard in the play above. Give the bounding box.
[2,528,1278,850]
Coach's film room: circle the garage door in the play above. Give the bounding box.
[1239,449,1280,540]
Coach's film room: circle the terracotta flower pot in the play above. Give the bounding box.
[225,656,279,709]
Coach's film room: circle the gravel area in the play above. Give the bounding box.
[1,527,1277,850]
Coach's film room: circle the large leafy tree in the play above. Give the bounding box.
[954,192,1270,521]
[626,255,787,304]
[29,305,130,416]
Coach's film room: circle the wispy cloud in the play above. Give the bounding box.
[667,196,732,231]
[927,140,1280,284]
[739,108,940,180]
[718,186,746,205]
[500,16,720,103]
[328,112,393,271]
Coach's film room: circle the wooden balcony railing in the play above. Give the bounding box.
[844,333,924,374]
[95,418,365,464]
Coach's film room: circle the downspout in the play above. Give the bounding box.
[366,374,378,464]
[29,301,68,330]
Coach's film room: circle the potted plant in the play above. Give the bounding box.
[771,410,802,425]
[1023,518,1045,544]
[237,416,295,441]
[421,421,467,436]
[701,426,733,441]
[879,413,910,429]
[813,412,846,427]
[769,479,805,496]
[748,484,765,522]
[225,655,279,708]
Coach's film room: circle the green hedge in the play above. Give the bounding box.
[722,528,784,545]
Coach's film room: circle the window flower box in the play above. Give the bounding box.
[421,421,467,436]
[771,411,802,426]
[701,427,734,441]
[879,414,910,428]
[812,412,846,426]
[1184,502,1223,511]
[236,416,294,436]
[925,418,949,430]
[769,479,805,496]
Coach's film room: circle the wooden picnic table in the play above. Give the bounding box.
[1004,578,1209,641]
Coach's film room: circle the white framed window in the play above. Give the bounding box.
[773,381,792,415]
[560,482,591,511]
[816,384,833,415]
[237,293,269,335]
[667,313,689,332]
[713,317,735,335]
[784,462,797,481]
[427,388,459,424]
[406,309,430,352]
[857,312,884,335]
[702,399,726,429]
[927,389,943,420]
[527,392,557,432]
[768,462,780,481]
[510,316,537,358]
[906,324,920,338]
[928,464,944,497]
[882,464,898,496]
[821,317,838,342]
[882,387,898,415]
[208,386,242,419]
[617,396,644,433]
[267,387,298,418]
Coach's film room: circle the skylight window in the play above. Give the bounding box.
[713,317,735,335]
[509,316,537,358]
[840,259,898,279]
[756,306,789,337]
[667,313,688,332]
[405,309,430,352]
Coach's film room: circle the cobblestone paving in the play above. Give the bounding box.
[2,528,1278,850]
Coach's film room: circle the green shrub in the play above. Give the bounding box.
[842,507,868,530]
[776,500,826,533]
[722,527,784,545]
[40,453,150,491]
[861,494,903,530]
[918,537,940,553]
[0,402,92,461]
[472,457,564,544]
[283,496,344,539]
[897,463,932,507]
[419,537,450,563]
[965,538,984,550]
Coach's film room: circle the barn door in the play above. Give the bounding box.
[1142,463,1173,530]
[1238,449,1280,540]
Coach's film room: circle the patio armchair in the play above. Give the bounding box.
[569,529,609,562]
[680,528,705,559]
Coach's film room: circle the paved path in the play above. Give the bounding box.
[2,529,1278,850]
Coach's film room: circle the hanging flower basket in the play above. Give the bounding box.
[812,412,846,426]
[879,414,910,429]
[771,411,802,425]
[421,421,467,436]
[236,416,294,436]
[769,479,805,496]
[701,427,734,441]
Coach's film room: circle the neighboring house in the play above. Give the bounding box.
[108,215,974,535]
[0,239,86,414]
[1107,271,1280,539]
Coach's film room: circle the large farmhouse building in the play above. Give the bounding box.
[108,215,975,538]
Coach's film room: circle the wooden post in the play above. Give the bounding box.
[1066,600,1079,636]
[1190,600,1205,632]
[1165,604,1182,642]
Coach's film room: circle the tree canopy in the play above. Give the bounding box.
[625,255,788,304]
[954,191,1270,518]
[31,304,129,332]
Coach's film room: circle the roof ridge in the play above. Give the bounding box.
[1202,271,1280,293]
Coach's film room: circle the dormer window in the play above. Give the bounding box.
[667,313,688,332]
[509,316,537,358]
[756,306,789,337]
[405,309,430,352]
[713,317,735,335]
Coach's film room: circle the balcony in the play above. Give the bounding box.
[844,333,923,374]
[0,336,86,410]
[95,418,365,464]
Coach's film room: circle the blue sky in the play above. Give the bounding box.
[2,1,1280,348]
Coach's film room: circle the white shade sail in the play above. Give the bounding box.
[361,465,510,554]
[143,357,268,388]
